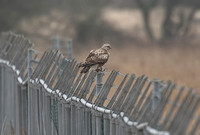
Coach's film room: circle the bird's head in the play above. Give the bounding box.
[101,43,112,50]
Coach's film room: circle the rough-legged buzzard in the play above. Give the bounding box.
[79,44,112,73]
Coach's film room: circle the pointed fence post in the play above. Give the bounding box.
[96,72,103,96]
[67,39,73,60]
[151,79,161,112]
[27,48,33,135]
[28,48,33,80]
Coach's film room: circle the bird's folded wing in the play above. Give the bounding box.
[85,48,109,65]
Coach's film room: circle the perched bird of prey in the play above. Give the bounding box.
[79,44,112,73]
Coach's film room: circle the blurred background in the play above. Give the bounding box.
[1,0,200,92]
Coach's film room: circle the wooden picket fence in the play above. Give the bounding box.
[0,32,199,135]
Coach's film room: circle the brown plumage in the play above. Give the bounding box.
[79,44,112,73]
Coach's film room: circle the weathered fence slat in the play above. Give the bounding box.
[112,74,135,112]
[45,53,61,84]
[87,85,97,103]
[58,60,77,93]
[161,86,185,130]
[119,76,141,112]
[130,81,152,120]
[107,74,129,108]
[189,116,200,135]
[178,96,199,134]
[167,88,193,131]
[53,58,72,91]
[64,64,80,95]
[98,70,118,106]
[73,72,89,96]
[31,51,48,79]
[68,73,83,97]
[48,57,66,89]
[124,76,148,115]
[41,51,58,80]
[94,70,116,106]
[79,71,96,99]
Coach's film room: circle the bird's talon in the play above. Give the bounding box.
[96,69,100,72]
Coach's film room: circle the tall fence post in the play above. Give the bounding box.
[54,35,60,50]
[27,48,33,135]
[76,104,84,135]
[103,114,110,135]
[96,72,103,95]
[67,39,73,60]
[91,110,96,135]
[71,102,77,135]
[110,118,116,135]
[65,104,71,135]
[95,111,103,135]
[151,79,161,112]
[84,108,91,135]
[28,48,33,83]
[0,66,3,132]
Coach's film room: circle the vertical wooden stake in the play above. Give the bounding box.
[96,72,103,96]
[151,78,161,112]
[54,35,60,50]
[28,48,33,135]
[67,39,73,60]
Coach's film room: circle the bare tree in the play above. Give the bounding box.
[161,0,199,40]
[135,0,158,41]
[135,0,200,41]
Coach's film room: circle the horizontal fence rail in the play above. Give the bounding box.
[0,32,200,135]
